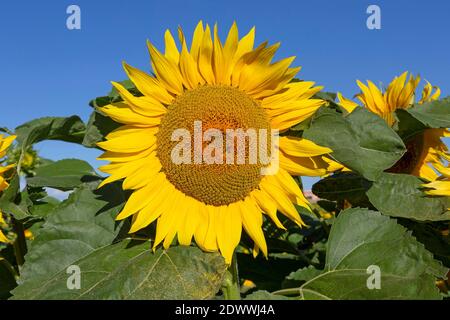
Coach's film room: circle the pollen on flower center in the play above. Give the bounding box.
[156,85,271,206]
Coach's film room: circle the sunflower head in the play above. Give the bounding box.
[97,21,335,263]
[337,72,447,182]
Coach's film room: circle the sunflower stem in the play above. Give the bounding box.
[12,218,27,268]
[223,252,241,300]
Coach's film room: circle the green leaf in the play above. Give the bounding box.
[303,107,406,180]
[82,111,121,148]
[15,116,86,147]
[312,172,372,207]
[282,208,448,299]
[14,181,126,286]
[29,196,60,218]
[27,159,100,191]
[405,97,450,129]
[12,240,227,300]
[367,173,450,221]
[245,290,290,300]
[285,266,322,284]
[395,109,428,141]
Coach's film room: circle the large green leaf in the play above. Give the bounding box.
[27,159,100,191]
[12,240,227,300]
[14,181,126,286]
[405,97,450,129]
[367,173,450,221]
[303,107,406,180]
[278,208,447,300]
[15,116,86,147]
[312,172,372,207]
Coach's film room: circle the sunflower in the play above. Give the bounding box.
[0,134,15,244]
[338,72,447,181]
[97,21,335,263]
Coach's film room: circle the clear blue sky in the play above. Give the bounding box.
[1,0,449,188]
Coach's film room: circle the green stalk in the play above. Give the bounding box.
[12,218,27,268]
[222,252,241,300]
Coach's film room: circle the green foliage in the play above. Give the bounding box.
[367,173,450,221]
[405,97,450,128]
[274,209,448,300]
[1,88,449,301]
[15,116,86,147]
[12,240,227,300]
[303,107,406,180]
[82,111,120,148]
[14,182,126,285]
[312,172,372,207]
[27,159,100,191]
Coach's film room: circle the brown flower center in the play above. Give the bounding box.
[156,85,271,206]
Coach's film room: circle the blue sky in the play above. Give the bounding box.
[1,0,449,188]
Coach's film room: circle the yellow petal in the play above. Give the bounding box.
[190,21,204,62]
[337,92,359,113]
[240,197,267,258]
[0,135,16,154]
[116,172,166,220]
[279,136,332,157]
[147,41,184,95]
[251,189,285,230]
[164,30,180,64]
[179,39,201,89]
[122,63,174,105]
[279,152,328,176]
[111,81,166,117]
[194,205,219,252]
[198,24,215,84]
[130,180,177,234]
[99,103,161,127]
[177,196,199,246]
[216,203,242,264]
[98,127,157,153]
[260,177,304,226]
[122,153,161,190]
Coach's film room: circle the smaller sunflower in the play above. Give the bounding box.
[0,134,16,244]
[338,72,447,181]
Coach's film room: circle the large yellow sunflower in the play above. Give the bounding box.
[0,134,16,244]
[338,72,447,182]
[97,21,335,263]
